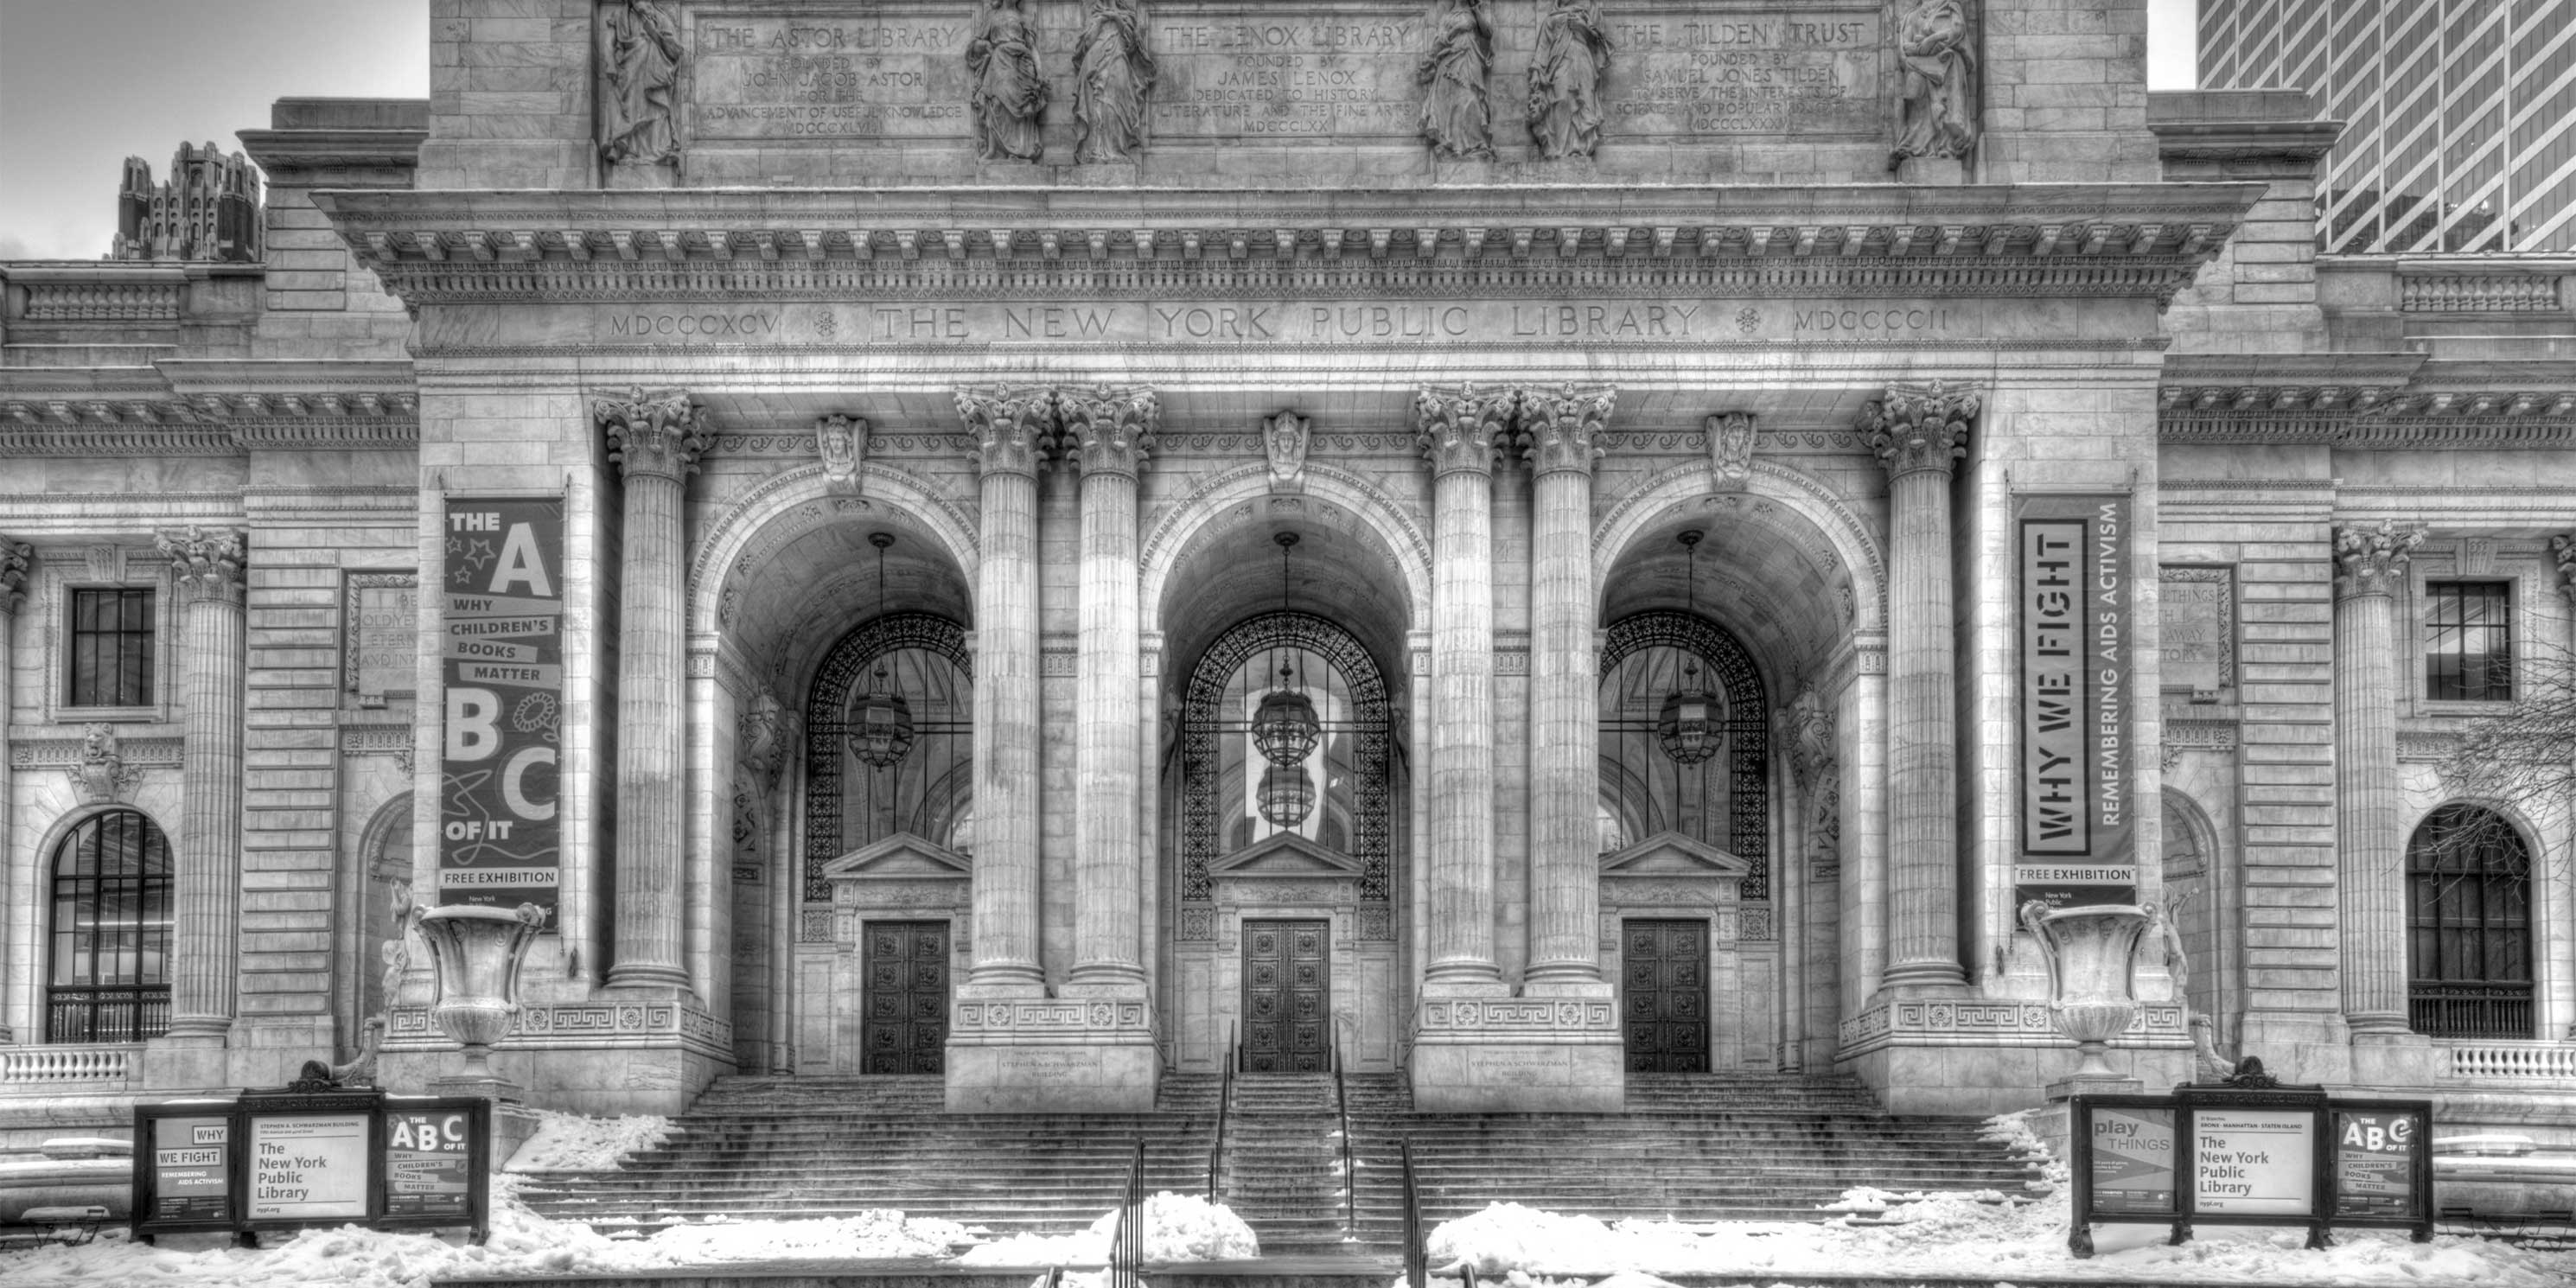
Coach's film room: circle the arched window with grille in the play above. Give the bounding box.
[47,808,173,1043]
[2406,803,2533,1037]
[1596,611,1770,899]
[801,612,972,902]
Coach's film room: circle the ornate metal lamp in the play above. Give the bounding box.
[847,532,915,769]
[1248,532,1320,768]
[1257,762,1316,828]
[1657,530,1725,765]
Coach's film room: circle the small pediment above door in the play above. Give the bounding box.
[1599,830,1751,878]
[1208,831,1362,878]
[819,831,971,882]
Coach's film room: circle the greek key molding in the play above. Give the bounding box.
[1838,998,2190,1057]
[1414,998,1618,1038]
[384,998,732,1057]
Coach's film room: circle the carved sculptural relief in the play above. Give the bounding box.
[1527,0,1611,161]
[968,0,1050,163]
[597,0,685,177]
[1074,0,1157,163]
[1891,0,1978,166]
[1417,0,1495,160]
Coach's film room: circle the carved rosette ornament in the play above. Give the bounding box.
[1858,380,1980,479]
[1262,411,1311,494]
[1515,386,1615,477]
[1055,386,1162,477]
[157,526,246,606]
[0,539,29,615]
[1414,385,1518,476]
[1707,411,1756,488]
[955,386,1061,476]
[593,386,707,481]
[2334,520,2426,599]
[818,414,868,494]
[2551,532,2576,602]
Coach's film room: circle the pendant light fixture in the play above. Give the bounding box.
[1656,529,1724,766]
[1249,532,1321,770]
[847,532,916,769]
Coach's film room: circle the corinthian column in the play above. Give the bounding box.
[595,387,705,992]
[158,526,248,1039]
[954,387,1056,996]
[1415,386,1517,993]
[1059,386,1159,995]
[0,540,26,1043]
[1858,383,1977,992]
[1517,386,1614,993]
[2335,520,2425,1036]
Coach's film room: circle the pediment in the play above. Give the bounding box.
[1208,832,1362,878]
[819,832,971,881]
[1599,831,1751,879]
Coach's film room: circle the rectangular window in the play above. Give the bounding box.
[2426,581,2512,701]
[67,588,155,708]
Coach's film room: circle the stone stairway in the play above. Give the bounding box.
[519,1069,2037,1253]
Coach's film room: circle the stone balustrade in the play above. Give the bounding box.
[2397,269,2570,314]
[2443,1041,2576,1084]
[21,277,188,323]
[0,1044,137,1086]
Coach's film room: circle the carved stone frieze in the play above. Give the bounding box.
[1261,411,1311,494]
[157,526,246,607]
[817,414,868,493]
[594,386,707,481]
[1055,386,1161,477]
[2334,520,2426,599]
[1515,385,1616,476]
[1840,997,2189,1056]
[1857,380,1979,479]
[955,386,1059,477]
[1414,385,1516,476]
[1707,412,1756,488]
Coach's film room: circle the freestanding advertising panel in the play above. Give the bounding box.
[131,1090,491,1245]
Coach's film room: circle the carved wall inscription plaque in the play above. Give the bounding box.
[691,14,973,140]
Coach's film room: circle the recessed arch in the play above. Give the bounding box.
[1591,457,1886,633]
[1141,461,1431,657]
[687,462,979,638]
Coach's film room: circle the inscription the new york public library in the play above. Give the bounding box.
[683,10,1877,142]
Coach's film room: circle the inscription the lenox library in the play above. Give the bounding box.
[681,5,1881,143]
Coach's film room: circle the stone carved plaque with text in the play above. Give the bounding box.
[345,573,419,705]
[2159,566,2235,696]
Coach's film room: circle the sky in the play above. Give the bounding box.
[0,0,2203,261]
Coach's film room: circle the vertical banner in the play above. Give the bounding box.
[441,497,564,915]
[2016,494,2134,908]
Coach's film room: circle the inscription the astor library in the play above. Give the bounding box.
[692,17,972,139]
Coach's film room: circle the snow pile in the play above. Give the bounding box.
[502,1109,675,1172]
[650,1208,972,1261]
[1980,1106,2069,1191]
[957,1192,1258,1266]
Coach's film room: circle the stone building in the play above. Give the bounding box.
[0,1,2572,1143]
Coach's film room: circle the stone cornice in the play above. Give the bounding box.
[313,183,2258,307]
[2156,354,2576,446]
[236,126,428,175]
[0,360,420,456]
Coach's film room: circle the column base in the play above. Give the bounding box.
[1419,965,1510,998]
[430,1073,527,1104]
[1519,967,1613,1000]
[955,964,1050,999]
[1409,995,1624,1113]
[2344,1012,2420,1043]
[946,997,1159,1113]
[1058,967,1149,1000]
[604,963,693,992]
[1877,961,1970,995]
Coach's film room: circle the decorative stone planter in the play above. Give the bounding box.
[415,903,548,1096]
[2022,902,2151,1079]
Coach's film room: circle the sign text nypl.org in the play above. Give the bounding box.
[2017,494,2134,906]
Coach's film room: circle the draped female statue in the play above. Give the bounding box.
[967,0,1049,163]
[1527,0,1611,160]
[1416,0,1495,161]
[1074,0,1157,163]
[1892,0,1979,163]
[597,0,684,171]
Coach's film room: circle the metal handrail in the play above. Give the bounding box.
[1110,1140,1145,1288]
[1333,1026,1354,1238]
[1207,1021,1236,1202]
[1400,1138,1425,1288]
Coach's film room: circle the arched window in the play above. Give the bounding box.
[801,612,972,901]
[1597,611,1770,898]
[2406,804,2533,1038]
[47,809,173,1043]
[2159,793,2220,1027]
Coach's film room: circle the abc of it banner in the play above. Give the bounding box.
[2016,493,2136,909]
[439,497,563,916]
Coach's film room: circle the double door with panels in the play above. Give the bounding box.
[1241,918,1329,1073]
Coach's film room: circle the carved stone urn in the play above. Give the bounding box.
[2022,901,2152,1080]
[415,903,548,1093]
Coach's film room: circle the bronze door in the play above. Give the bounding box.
[1241,919,1329,1072]
[861,920,949,1074]
[1622,918,1710,1073]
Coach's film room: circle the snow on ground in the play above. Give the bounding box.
[501,1108,676,1172]
[956,1190,1260,1266]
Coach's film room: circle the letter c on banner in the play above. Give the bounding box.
[501,746,558,821]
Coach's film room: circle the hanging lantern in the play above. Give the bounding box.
[848,662,915,768]
[1656,660,1724,765]
[1258,762,1316,827]
[1252,664,1322,768]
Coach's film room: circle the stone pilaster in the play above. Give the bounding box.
[953,386,1055,997]
[0,540,25,1043]
[1413,385,1515,994]
[1858,383,1976,992]
[1515,386,1613,994]
[595,387,705,992]
[2334,520,2424,1038]
[1058,385,1158,996]
[157,526,248,1040]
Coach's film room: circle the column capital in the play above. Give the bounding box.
[593,386,708,481]
[2335,520,2426,599]
[1516,385,1616,477]
[2551,532,2576,603]
[0,539,29,615]
[1055,386,1161,479]
[156,526,245,607]
[954,385,1060,477]
[1414,384,1517,477]
[1858,380,1980,480]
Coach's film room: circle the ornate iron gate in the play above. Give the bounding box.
[1621,918,1710,1073]
[1241,919,1329,1072]
[861,920,949,1074]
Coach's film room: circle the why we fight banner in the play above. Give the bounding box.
[439,497,563,916]
[2017,493,2136,908]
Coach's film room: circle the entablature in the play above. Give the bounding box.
[0,359,418,457]
[2158,353,2576,449]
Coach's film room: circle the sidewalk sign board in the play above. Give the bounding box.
[131,1087,490,1246]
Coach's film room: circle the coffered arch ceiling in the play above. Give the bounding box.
[1155,504,1413,702]
[720,513,974,698]
[1601,496,1858,700]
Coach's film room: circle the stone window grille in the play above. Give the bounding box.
[2424,580,2513,701]
[66,587,156,708]
[46,807,174,1043]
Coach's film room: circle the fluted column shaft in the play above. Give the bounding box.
[1062,387,1157,992]
[1417,387,1514,991]
[1859,385,1978,992]
[597,389,705,991]
[1520,387,1614,990]
[0,541,21,1043]
[2336,520,2423,1036]
[160,527,248,1038]
[958,388,1055,994]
